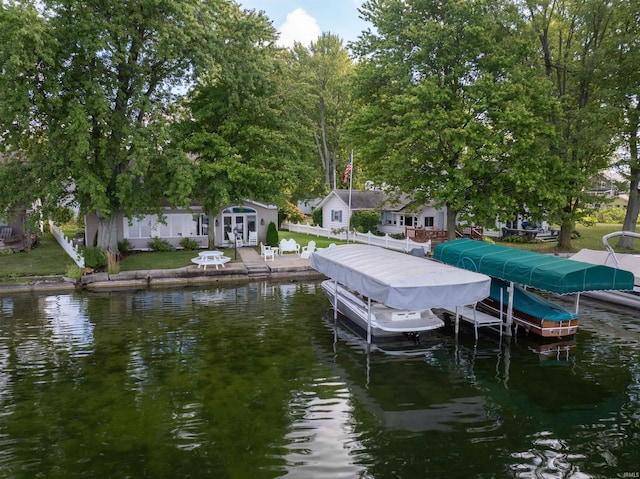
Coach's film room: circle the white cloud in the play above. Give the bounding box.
[276,8,321,49]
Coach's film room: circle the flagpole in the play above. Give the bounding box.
[347,150,353,243]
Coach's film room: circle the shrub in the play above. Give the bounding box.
[179,237,200,250]
[266,221,279,247]
[148,237,175,251]
[350,210,380,233]
[312,208,322,227]
[82,247,107,269]
[596,207,626,224]
[65,264,82,281]
[118,238,131,253]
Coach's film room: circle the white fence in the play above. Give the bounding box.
[49,221,85,268]
[282,222,432,255]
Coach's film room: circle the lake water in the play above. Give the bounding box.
[0,280,639,478]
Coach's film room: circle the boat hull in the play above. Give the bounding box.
[321,280,444,338]
[480,297,578,338]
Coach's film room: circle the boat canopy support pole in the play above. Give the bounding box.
[333,279,338,320]
[505,282,514,337]
[367,297,372,344]
[574,293,580,315]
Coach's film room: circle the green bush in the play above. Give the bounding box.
[66,264,82,281]
[148,237,175,251]
[82,247,107,269]
[266,221,279,247]
[312,208,322,227]
[350,210,380,233]
[179,237,200,250]
[118,238,131,253]
[596,207,626,224]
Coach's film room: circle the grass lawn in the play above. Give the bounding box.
[1,225,636,279]
[503,223,639,254]
[118,248,237,271]
[0,234,76,279]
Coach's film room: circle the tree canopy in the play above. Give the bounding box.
[349,0,561,238]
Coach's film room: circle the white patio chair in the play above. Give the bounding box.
[260,242,275,261]
[300,241,316,259]
[247,231,258,246]
[228,232,243,247]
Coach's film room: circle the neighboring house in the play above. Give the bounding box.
[316,189,448,234]
[84,200,278,250]
[297,198,322,216]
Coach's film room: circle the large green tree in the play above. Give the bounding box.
[524,0,621,248]
[608,0,640,248]
[288,33,355,193]
[350,0,559,238]
[178,6,308,246]
[0,0,231,253]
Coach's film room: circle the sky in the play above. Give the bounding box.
[238,0,370,49]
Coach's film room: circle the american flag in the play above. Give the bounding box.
[342,153,352,183]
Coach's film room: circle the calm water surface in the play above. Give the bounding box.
[0,281,639,478]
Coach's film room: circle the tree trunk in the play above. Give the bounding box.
[619,108,640,249]
[446,203,457,241]
[207,209,217,249]
[620,174,640,249]
[96,211,119,254]
[557,217,575,250]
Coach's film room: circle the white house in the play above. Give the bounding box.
[84,200,279,250]
[316,189,448,234]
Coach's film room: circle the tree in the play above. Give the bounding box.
[288,33,355,193]
[0,0,230,253]
[608,0,640,248]
[524,0,621,249]
[350,0,559,239]
[177,5,306,247]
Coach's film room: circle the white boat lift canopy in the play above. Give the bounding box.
[311,244,491,310]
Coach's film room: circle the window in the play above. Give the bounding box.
[331,210,342,222]
[424,217,434,228]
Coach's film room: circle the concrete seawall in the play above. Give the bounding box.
[0,248,323,294]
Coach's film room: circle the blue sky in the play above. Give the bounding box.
[238,0,371,48]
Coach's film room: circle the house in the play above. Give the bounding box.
[316,189,448,235]
[84,200,278,250]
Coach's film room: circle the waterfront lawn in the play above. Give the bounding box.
[119,248,237,271]
[0,234,76,278]
[503,223,639,254]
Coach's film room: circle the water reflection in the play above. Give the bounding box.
[0,283,639,477]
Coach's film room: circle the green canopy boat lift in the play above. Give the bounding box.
[433,239,635,336]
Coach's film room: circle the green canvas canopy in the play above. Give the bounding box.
[433,239,635,295]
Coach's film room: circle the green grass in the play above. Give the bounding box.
[119,248,237,271]
[1,225,637,279]
[500,223,640,254]
[0,234,76,279]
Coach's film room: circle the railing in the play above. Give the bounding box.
[282,222,432,255]
[49,221,85,268]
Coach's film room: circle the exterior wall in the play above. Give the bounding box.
[321,195,350,232]
[84,201,279,250]
[378,204,448,236]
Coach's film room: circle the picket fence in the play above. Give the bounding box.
[49,221,85,268]
[281,222,432,255]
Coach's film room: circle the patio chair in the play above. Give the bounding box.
[228,232,243,247]
[260,242,275,261]
[247,231,258,246]
[300,241,316,259]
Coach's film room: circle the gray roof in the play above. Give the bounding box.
[326,190,414,211]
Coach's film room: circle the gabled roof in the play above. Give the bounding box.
[317,190,385,210]
[317,189,414,211]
